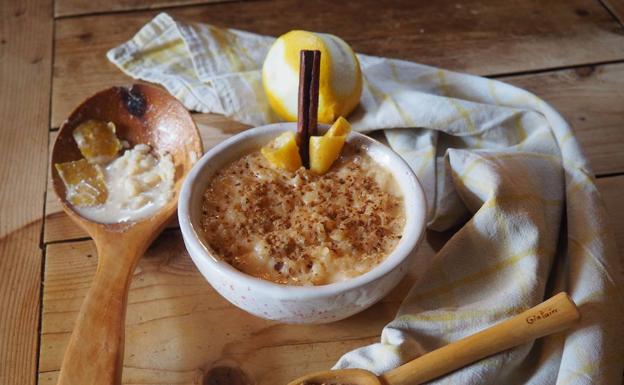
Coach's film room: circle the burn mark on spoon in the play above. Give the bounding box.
[120,86,147,117]
[203,366,252,385]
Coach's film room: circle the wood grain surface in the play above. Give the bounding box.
[598,175,624,249]
[503,63,624,176]
[0,1,53,384]
[55,0,235,18]
[51,0,624,128]
[601,0,624,24]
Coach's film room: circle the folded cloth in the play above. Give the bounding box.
[108,13,624,384]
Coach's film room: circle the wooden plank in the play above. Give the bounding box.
[51,0,624,128]
[38,230,441,384]
[55,0,235,18]
[503,63,624,176]
[600,0,624,25]
[0,0,53,384]
[43,115,250,243]
[597,175,624,250]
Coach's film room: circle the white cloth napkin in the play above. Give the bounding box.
[108,13,624,384]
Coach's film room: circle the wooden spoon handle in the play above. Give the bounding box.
[380,292,580,385]
[57,244,139,385]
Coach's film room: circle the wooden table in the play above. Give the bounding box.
[2,0,623,384]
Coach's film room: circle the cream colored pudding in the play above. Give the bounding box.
[55,119,175,224]
[72,144,175,224]
[200,144,405,286]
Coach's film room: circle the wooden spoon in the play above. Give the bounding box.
[288,292,580,385]
[51,84,202,385]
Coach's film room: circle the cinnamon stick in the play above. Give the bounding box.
[297,49,320,169]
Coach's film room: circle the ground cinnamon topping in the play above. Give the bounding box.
[200,144,405,285]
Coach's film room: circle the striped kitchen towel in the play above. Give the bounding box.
[108,13,623,384]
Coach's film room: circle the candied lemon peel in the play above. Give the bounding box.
[261,131,302,172]
[55,119,121,207]
[261,118,352,174]
[73,119,122,164]
[55,159,108,206]
[309,117,352,175]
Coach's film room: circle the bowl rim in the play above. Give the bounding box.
[178,122,427,299]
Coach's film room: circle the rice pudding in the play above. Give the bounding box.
[55,119,175,224]
[69,144,175,223]
[200,144,405,286]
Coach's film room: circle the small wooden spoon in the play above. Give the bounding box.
[51,84,202,385]
[288,292,580,385]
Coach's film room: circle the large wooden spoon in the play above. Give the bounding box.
[288,292,580,385]
[51,84,202,385]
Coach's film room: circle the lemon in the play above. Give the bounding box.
[309,117,352,174]
[261,131,302,172]
[73,120,121,164]
[262,30,362,124]
[324,116,351,136]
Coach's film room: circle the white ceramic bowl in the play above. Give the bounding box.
[178,123,427,324]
